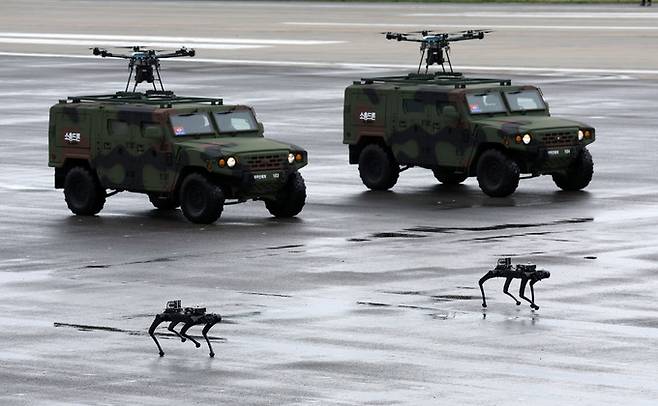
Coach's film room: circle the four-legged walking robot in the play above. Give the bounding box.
[148,300,222,357]
[479,258,550,310]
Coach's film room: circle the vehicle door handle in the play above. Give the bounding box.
[103,142,111,150]
[399,120,407,128]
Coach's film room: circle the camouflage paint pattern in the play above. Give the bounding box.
[343,77,595,176]
[48,97,307,200]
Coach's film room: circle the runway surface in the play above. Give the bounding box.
[0,1,657,405]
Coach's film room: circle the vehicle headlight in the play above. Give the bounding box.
[578,130,584,141]
[227,157,237,168]
[522,134,532,145]
[288,153,295,164]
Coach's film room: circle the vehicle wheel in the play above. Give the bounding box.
[265,172,306,218]
[552,148,593,191]
[358,144,399,191]
[64,166,106,215]
[179,173,224,224]
[476,149,520,197]
[148,193,179,210]
[433,169,468,185]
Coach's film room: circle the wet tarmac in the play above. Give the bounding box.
[1,1,658,405]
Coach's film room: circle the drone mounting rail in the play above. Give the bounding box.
[62,90,223,108]
[358,72,511,89]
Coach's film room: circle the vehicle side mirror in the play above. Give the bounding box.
[143,126,162,139]
[257,122,264,133]
[442,105,459,122]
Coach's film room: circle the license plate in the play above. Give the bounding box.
[253,173,281,181]
[547,148,572,157]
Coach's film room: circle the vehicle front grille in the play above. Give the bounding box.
[539,131,577,148]
[242,153,287,171]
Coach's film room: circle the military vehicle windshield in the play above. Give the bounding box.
[466,93,507,115]
[213,110,258,133]
[171,113,214,136]
[505,89,546,112]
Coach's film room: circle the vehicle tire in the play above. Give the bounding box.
[476,149,520,197]
[552,148,593,191]
[433,169,468,185]
[265,172,306,218]
[179,173,224,224]
[148,193,179,210]
[64,166,106,215]
[358,144,399,191]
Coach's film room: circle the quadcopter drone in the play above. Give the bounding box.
[382,29,491,74]
[92,46,195,92]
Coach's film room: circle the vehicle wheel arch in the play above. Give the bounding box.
[349,136,391,164]
[469,143,525,175]
[56,159,95,188]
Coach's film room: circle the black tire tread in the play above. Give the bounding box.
[552,149,594,191]
[63,166,106,215]
[179,173,224,224]
[476,149,520,197]
[358,144,399,191]
[265,172,306,218]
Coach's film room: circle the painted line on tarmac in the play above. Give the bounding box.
[1,51,657,76]
[284,21,658,31]
[0,32,343,46]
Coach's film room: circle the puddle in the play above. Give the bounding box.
[431,294,480,302]
[82,257,175,270]
[53,322,226,340]
[266,244,304,250]
[371,232,426,239]
[467,231,553,242]
[405,217,593,234]
[382,290,425,296]
[238,291,292,298]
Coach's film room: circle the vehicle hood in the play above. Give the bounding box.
[175,136,299,156]
[471,116,589,134]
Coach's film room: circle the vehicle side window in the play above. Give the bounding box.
[141,122,161,137]
[108,119,130,136]
[403,99,424,114]
[170,113,213,136]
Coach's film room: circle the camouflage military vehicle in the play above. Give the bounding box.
[48,91,308,223]
[343,73,595,197]
[344,30,595,197]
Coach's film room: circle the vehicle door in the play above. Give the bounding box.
[390,96,430,165]
[95,115,137,189]
[428,101,470,168]
[139,121,176,192]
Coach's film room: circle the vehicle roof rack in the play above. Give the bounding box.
[66,91,223,108]
[359,73,511,89]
